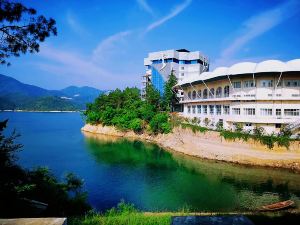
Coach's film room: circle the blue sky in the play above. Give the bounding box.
[1,0,300,90]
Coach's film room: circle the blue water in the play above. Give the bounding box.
[1,112,300,212]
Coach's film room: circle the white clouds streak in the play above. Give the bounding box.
[136,0,155,16]
[92,31,132,62]
[144,0,192,34]
[66,11,88,36]
[215,0,300,66]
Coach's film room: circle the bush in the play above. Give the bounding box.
[149,113,171,134]
[129,118,143,133]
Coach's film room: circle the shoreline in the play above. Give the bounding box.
[81,123,300,172]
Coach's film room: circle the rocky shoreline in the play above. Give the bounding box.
[81,124,300,172]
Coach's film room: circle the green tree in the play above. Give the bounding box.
[0,120,90,217]
[145,84,161,109]
[0,0,57,65]
[163,70,178,112]
[149,113,171,134]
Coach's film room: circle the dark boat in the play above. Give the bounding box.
[259,200,294,211]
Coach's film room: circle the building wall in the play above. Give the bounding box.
[142,49,209,98]
[180,74,300,134]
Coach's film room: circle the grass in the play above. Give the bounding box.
[69,201,172,225]
[69,201,300,225]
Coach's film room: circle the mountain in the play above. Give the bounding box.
[0,74,105,111]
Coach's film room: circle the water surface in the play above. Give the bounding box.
[1,112,299,212]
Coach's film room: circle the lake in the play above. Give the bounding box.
[1,112,300,212]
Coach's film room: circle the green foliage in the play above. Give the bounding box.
[0,120,90,217]
[145,84,161,109]
[203,118,210,127]
[220,130,250,142]
[84,87,173,135]
[220,126,293,150]
[181,123,208,134]
[129,118,143,133]
[149,113,171,134]
[234,123,244,132]
[69,201,172,225]
[0,0,57,66]
[162,70,178,112]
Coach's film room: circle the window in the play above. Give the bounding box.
[223,105,230,115]
[203,89,208,99]
[209,88,215,98]
[216,105,221,115]
[197,105,201,114]
[197,90,201,98]
[276,109,281,116]
[285,80,300,87]
[188,91,191,99]
[203,105,207,115]
[244,80,255,88]
[260,80,273,87]
[187,106,191,113]
[275,124,281,128]
[192,91,197,100]
[216,87,222,98]
[233,81,241,88]
[244,108,255,116]
[224,86,230,97]
[181,73,184,76]
[284,109,300,116]
[245,123,252,127]
[192,105,196,114]
[181,66,184,70]
[209,105,214,115]
[260,108,272,116]
[232,108,240,115]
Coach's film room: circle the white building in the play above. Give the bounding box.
[142,49,209,98]
[176,59,300,134]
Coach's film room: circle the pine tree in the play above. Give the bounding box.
[163,70,178,112]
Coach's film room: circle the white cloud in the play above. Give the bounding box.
[136,0,155,16]
[66,11,88,36]
[214,0,300,67]
[92,31,132,62]
[144,0,192,34]
[33,30,137,89]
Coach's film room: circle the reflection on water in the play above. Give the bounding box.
[84,132,300,212]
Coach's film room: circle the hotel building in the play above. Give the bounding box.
[142,49,209,98]
[176,59,300,134]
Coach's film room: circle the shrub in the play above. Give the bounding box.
[149,113,170,134]
[129,118,143,133]
[204,118,210,127]
[234,123,243,132]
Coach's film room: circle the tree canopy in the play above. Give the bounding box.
[0,0,57,65]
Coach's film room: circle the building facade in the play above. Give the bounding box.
[176,59,300,134]
[142,49,209,98]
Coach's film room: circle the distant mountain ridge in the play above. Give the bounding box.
[0,74,106,111]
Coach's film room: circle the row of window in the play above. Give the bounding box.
[186,105,300,116]
[232,80,300,88]
[151,58,206,65]
[187,86,230,100]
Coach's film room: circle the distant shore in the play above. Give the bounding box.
[0,110,81,113]
[82,123,300,172]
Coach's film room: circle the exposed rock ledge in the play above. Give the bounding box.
[81,124,300,172]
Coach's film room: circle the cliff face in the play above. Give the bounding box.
[81,124,300,172]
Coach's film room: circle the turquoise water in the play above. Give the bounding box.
[1,112,300,212]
